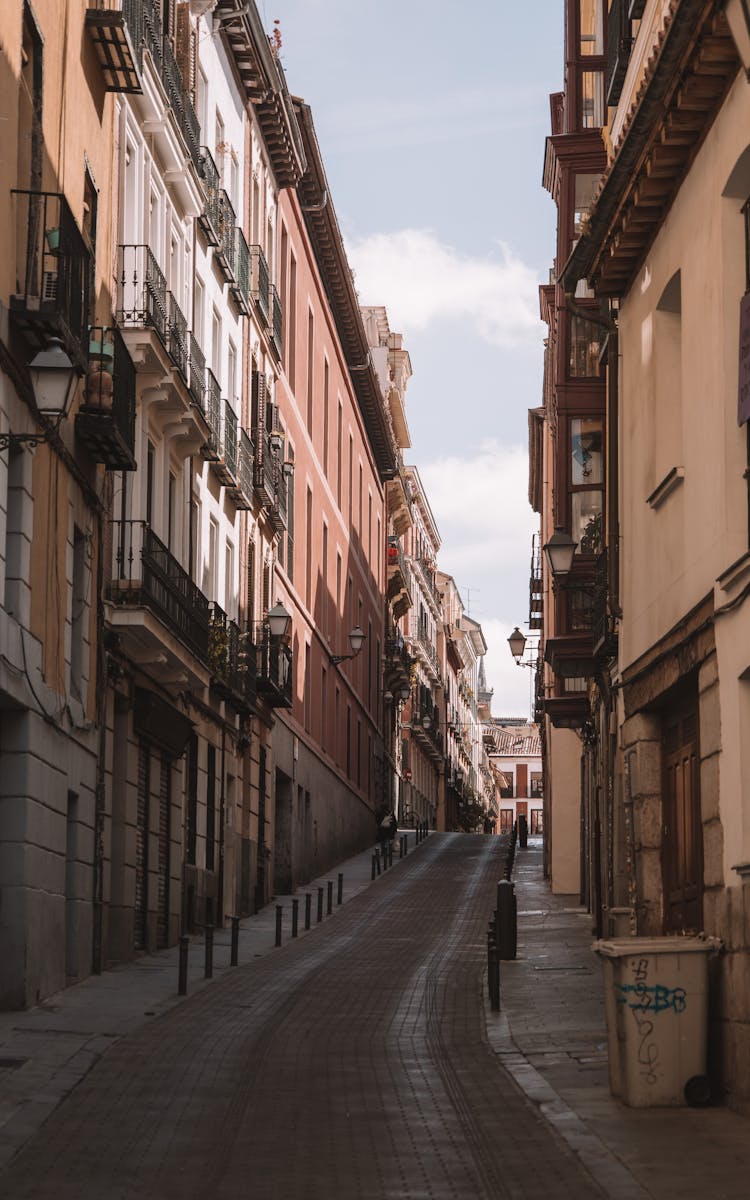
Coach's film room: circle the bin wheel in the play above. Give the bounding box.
[684,1074,712,1107]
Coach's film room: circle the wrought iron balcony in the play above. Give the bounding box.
[214,400,238,487]
[10,190,91,371]
[208,602,257,709]
[76,324,137,470]
[167,290,188,382]
[85,0,143,93]
[108,519,210,658]
[269,284,283,359]
[216,191,237,281]
[253,427,277,511]
[203,369,221,459]
[250,245,270,323]
[255,625,293,708]
[157,18,201,168]
[188,334,205,411]
[230,228,251,316]
[197,147,221,246]
[413,556,442,611]
[227,429,254,511]
[117,244,167,344]
[592,549,618,659]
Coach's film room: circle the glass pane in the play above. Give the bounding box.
[569,314,601,376]
[581,71,605,128]
[579,0,604,54]
[574,173,600,235]
[572,490,603,554]
[571,417,603,485]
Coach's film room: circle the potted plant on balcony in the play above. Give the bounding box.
[45,226,61,253]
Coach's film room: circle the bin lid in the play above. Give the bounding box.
[592,935,722,958]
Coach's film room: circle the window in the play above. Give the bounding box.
[70,526,88,701]
[573,173,600,237]
[146,440,155,526]
[285,445,295,584]
[306,311,314,431]
[500,810,514,833]
[304,642,311,732]
[531,809,544,835]
[227,340,237,406]
[323,359,329,476]
[571,417,603,486]
[581,72,605,129]
[206,743,216,871]
[579,0,604,54]
[348,434,353,527]
[208,517,219,601]
[321,666,327,751]
[288,255,297,390]
[305,488,313,610]
[193,277,204,346]
[322,522,329,635]
[168,473,177,552]
[569,314,601,376]
[215,112,225,181]
[530,772,543,798]
[336,401,343,507]
[225,540,235,616]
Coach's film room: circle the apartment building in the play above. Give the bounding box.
[489,721,543,836]
[540,0,750,1105]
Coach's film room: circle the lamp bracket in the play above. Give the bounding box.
[0,431,49,452]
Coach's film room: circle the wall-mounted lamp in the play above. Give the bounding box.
[266,601,292,640]
[269,428,285,456]
[543,527,577,578]
[0,338,78,452]
[329,625,366,666]
[508,626,537,670]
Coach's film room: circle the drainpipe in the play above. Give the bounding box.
[92,506,107,973]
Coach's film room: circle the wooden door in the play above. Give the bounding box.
[135,741,150,951]
[662,703,703,932]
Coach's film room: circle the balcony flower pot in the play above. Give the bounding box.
[387,544,399,562]
[45,227,61,253]
[83,365,113,411]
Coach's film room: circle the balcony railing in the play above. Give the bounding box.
[269,284,283,359]
[209,603,256,708]
[216,191,236,280]
[198,147,221,245]
[222,401,238,480]
[203,369,221,457]
[76,324,137,470]
[108,519,210,658]
[235,430,254,508]
[157,18,201,168]
[255,625,293,708]
[230,228,251,315]
[253,428,277,509]
[188,334,205,410]
[117,244,167,343]
[85,0,143,93]
[414,556,442,610]
[593,549,618,658]
[167,290,188,381]
[251,245,270,323]
[10,190,91,370]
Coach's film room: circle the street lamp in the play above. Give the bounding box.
[507,626,527,661]
[266,601,292,640]
[0,337,78,452]
[329,625,366,666]
[543,527,577,579]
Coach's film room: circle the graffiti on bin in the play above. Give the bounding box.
[614,982,687,1014]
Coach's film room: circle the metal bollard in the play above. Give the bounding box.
[488,940,500,1011]
[399,835,403,859]
[317,886,324,923]
[327,880,333,915]
[375,847,382,876]
[275,905,283,947]
[371,854,377,880]
[230,916,240,966]
[382,843,388,871]
[305,892,312,930]
[337,873,344,905]
[388,841,393,868]
[204,924,214,979]
[292,897,299,938]
[178,934,189,995]
[404,832,408,855]
[496,879,517,960]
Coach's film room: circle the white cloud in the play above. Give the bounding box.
[347,229,542,350]
[418,441,539,718]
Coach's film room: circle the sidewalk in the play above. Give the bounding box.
[0,829,418,1170]
[491,837,750,1200]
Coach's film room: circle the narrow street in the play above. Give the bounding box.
[1,835,602,1200]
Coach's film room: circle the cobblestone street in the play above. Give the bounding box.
[0,835,603,1200]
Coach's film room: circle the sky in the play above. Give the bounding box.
[263,1,564,717]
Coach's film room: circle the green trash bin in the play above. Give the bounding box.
[593,935,721,1107]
